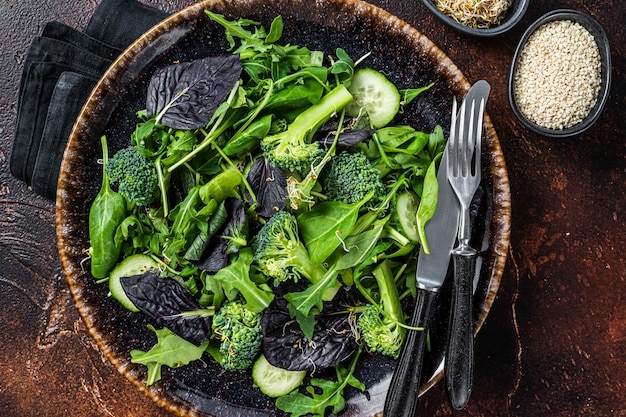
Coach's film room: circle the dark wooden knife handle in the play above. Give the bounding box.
[446,246,476,409]
[384,289,436,417]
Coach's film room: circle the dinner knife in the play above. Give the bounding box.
[445,79,490,410]
[383,82,486,417]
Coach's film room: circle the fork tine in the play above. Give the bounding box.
[464,99,476,177]
[448,98,458,176]
[474,98,485,179]
[448,100,466,177]
[450,98,458,147]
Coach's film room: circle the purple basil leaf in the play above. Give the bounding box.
[316,128,376,148]
[146,55,242,130]
[193,236,229,273]
[120,271,211,345]
[314,118,375,148]
[247,157,288,217]
[261,286,360,371]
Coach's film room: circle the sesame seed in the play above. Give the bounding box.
[513,20,602,130]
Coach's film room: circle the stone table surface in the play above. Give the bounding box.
[0,0,624,416]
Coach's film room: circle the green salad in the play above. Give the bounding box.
[87,11,445,416]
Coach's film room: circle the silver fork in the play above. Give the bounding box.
[445,94,485,410]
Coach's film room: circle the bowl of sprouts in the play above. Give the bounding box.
[56,0,511,415]
[422,0,529,36]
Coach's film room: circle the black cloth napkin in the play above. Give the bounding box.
[10,0,169,200]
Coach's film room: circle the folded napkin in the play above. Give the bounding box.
[10,0,169,200]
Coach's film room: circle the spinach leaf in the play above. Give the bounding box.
[297,199,365,265]
[334,218,387,270]
[184,199,229,261]
[146,55,242,130]
[193,198,248,272]
[198,168,242,204]
[89,136,127,279]
[416,153,441,253]
[263,78,324,111]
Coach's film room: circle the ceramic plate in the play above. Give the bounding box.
[56,0,511,415]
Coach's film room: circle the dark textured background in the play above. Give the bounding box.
[1,0,624,416]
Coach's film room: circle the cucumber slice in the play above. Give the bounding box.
[346,68,401,128]
[108,254,159,312]
[252,354,306,398]
[395,191,420,243]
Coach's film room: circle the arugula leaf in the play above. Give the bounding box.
[283,266,339,317]
[331,48,354,75]
[131,325,208,386]
[205,11,268,49]
[399,81,434,106]
[275,348,364,417]
[264,15,284,44]
[277,378,345,417]
[146,55,242,130]
[212,248,274,312]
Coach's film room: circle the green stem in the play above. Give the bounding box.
[155,153,169,216]
[274,69,330,93]
[283,84,353,144]
[230,79,274,140]
[371,130,398,169]
[168,82,241,172]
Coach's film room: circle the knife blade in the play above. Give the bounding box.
[445,79,490,410]
[383,81,487,417]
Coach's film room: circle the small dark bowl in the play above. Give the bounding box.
[508,9,611,138]
[422,0,529,37]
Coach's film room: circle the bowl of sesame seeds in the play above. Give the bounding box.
[422,0,529,36]
[508,9,611,137]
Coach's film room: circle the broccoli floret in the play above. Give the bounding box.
[322,151,385,204]
[262,139,325,175]
[261,84,353,175]
[358,260,406,359]
[212,300,262,371]
[252,210,326,285]
[106,146,159,206]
